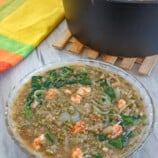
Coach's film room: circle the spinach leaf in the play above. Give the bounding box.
[25,89,35,109]
[97,134,107,141]
[96,132,130,149]
[99,79,111,87]
[119,121,126,130]
[49,67,74,79]
[108,131,134,149]
[54,79,67,88]
[122,115,145,125]
[79,79,91,85]
[49,70,58,79]
[43,79,54,88]
[31,76,43,90]
[76,72,87,80]
[25,91,34,106]
[108,137,123,149]
[24,90,34,119]
[94,153,103,158]
[122,115,135,125]
[48,69,91,87]
[99,79,108,87]
[24,106,32,119]
[45,133,56,144]
[66,79,78,84]
[25,76,43,108]
[75,73,91,85]
[104,86,116,102]
[122,131,134,147]
[99,78,116,102]
[59,66,74,76]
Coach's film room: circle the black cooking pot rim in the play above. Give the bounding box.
[102,0,158,4]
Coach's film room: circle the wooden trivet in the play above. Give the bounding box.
[52,29,158,75]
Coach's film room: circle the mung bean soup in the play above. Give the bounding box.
[11,64,147,158]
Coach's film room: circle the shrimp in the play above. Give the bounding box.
[71,121,86,134]
[103,126,114,135]
[77,87,91,96]
[117,99,127,109]
[32,138,41,150]
[71,94,82,104]
[64,89,72,95]
[71,148,83,158]
[32,134,45,150]
[46,88,58,99]
[108,124,123,139]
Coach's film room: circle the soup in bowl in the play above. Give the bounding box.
[6,60,154,158]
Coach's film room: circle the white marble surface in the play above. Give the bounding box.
[0,21,158,158]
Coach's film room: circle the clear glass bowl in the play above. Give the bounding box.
[5,59,155,158]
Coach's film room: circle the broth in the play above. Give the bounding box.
[12,64,147,158]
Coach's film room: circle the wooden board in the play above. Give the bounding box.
[67,37,84,54]
[52,28,158,75]
[138,55,158,75]
[83,48,99,59]
[52,29,72,49]
[136,58,144,64]
[103,55,118,64]
[120,58,137,70]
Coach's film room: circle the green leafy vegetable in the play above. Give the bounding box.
[45,133,55,144]
[99,79,108,87]
[25,91,34,107]
[24,76,43,116]
[122,115,135,125]
[99,79,111,87]
[75,73,91,85]
[48,69,91,88]
[122,131,134,147]
[24,87,35,118]
[66,79,77,84]
[54,79,67,88]
[119,121,126,130]
[24,67,92,119]
[31,76,43,90]
[53,72,91,87]
[94,153,103,158]
[122,115,145,125]
[99,79,116,102]
[47,67,73,88]
[24,91,34,119]
[97,134,107,141]
[43,80,54,88]
[49,67,73,79]
[108,131,134,149]
[59,66,74,77]
[24,106,32,119]
[49,69,58,79]
[104,86,116,102]
[108,137,123,149]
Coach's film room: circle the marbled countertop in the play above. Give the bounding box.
[0,21,158,158]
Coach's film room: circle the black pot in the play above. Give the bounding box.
[62,0,158,57]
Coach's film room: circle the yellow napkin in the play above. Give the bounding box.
[0,0,64,73]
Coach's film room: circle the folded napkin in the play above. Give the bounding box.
[0,0,64,74]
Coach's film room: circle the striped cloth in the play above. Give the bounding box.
[0,0,64,74]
